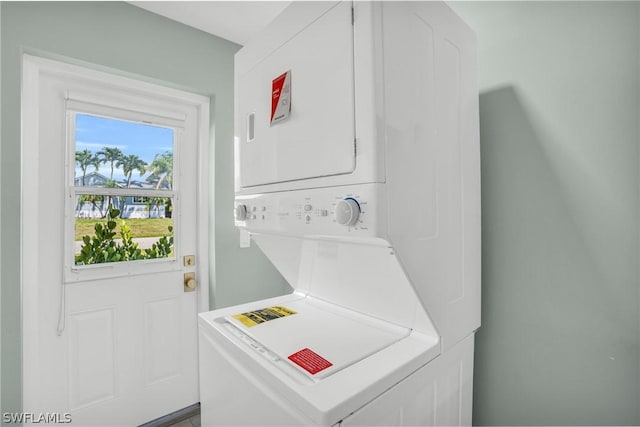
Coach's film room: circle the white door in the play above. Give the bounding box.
[21,55,210,426]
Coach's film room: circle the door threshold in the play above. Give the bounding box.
[139,403,200,427]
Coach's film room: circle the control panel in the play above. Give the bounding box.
[234,184,383,238]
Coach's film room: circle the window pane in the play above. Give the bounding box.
[74,114,174,190]
[74,195,174,265]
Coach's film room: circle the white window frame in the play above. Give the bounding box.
[52,78,207,285]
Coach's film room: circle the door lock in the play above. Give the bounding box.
[184,272,197,292]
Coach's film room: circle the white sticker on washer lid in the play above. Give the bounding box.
[271,70,291,126]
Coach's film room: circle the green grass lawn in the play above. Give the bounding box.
[75,218,173,241]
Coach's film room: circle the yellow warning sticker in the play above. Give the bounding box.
[232,306,297,328]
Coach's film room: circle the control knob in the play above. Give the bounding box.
[235,204,248,221]
[335,198,361,227]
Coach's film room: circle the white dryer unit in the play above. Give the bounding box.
[199,1,480,426]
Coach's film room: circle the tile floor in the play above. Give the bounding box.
[168,414,200,427]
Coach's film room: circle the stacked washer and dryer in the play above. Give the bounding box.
[198,1,480,425]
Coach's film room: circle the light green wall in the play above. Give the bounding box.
[0,3,3,412]
[449,2,640,425]
[4,1,638,425]
[0,1,287,415]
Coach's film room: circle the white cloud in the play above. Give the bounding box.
[75,141,128,151]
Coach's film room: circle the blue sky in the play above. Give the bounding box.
[75,114,174,183]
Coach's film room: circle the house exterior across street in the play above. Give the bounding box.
[74,171,169,219]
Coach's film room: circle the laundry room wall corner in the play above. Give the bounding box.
[449,2,640,425]
[637,3,640,423]
[0,1,3,414]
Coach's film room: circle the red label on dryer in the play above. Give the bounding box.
[288,348,333,375]
[271,70,291,125]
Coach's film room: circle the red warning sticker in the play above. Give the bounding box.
[271,70,291,126]
[288,348,333,375]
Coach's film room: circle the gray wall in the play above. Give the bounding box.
[0,2,3,411]
[0,1,287,415]
[449,2,640,425]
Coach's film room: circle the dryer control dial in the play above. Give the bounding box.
[235,204,248,221]
[335,198,361,226]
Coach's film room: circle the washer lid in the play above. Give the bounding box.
[225,297,410,379]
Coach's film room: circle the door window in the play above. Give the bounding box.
[68,111,181,274]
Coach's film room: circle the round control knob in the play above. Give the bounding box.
[335,198,361,226]
[235,204,248,221]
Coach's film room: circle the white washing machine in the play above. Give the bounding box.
[199,1,480,425]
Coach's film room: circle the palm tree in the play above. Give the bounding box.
[96,146,123,213]
[145,197,164,219]
[96,147,124,180]
[116,154,147,188]
[75,149,99,186]
[146,152,173,190]
[77,194,105,217]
